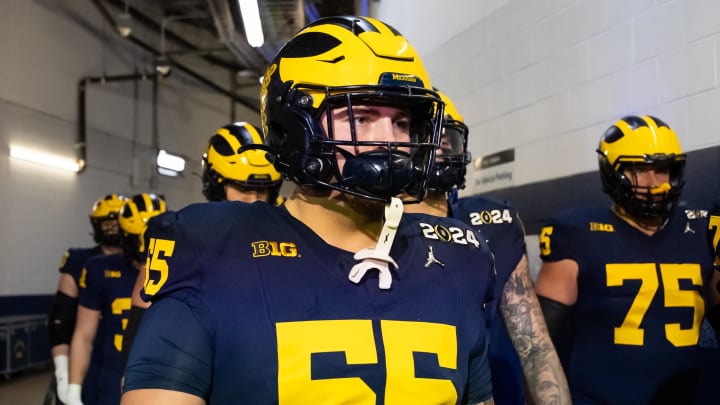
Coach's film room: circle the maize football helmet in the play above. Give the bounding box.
[89,193,125,246]
[260,16,444,202]
[597,115,686,222]
[427,91,471,192]
[119,193,167,263]
[202,122,282,201]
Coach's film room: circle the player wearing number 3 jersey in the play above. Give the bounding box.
[67,193,166,405]
[535,116,715,404]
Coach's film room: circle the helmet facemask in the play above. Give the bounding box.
[599,153,686,224]
[91,214,122,247]
[268,84,443,203]
[426,118,470,192]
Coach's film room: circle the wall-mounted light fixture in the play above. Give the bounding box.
[156,149,186,177]
[238,0,264,47]
[9,145,84,173]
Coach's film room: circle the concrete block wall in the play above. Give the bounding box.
[375,0,720,276]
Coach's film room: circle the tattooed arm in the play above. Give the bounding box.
[499,254,571,405]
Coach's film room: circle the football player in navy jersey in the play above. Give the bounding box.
[405,92,569,405]
[709,197,720,321]
[119,122,284,368]
[67,193,166,405]
[535,116,716,404]
[47,194,125,404]
[122,16,496,405]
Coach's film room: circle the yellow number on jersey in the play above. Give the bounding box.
[111,297,132,351]
[709,215,720,266]
[79,267,88,288]
[276,320,458,404]
[606,263,703,347]
[143,238,175,296]
[539,226,553,256]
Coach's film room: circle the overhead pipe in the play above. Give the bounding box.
[104,0,242,72]
[89,0,258,111]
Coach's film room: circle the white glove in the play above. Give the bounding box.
[53,355,69,403]
[66,383,84,405]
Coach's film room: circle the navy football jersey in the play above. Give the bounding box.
[710,198,720,269]
[452,195,527,405]
[539,206,715,404]
[58,245,104,286]
[125,201,496,404]
[79,253,138,404]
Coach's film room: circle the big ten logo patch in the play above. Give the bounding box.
[252,241,299,258]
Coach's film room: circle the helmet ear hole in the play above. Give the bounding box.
[304,158,326,176]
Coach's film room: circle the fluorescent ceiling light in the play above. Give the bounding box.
[9,145,82,172]
[156,149,186,176]
[238,0,264,47]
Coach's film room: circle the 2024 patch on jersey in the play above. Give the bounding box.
[540,206,714,404]
[125,201,496,404]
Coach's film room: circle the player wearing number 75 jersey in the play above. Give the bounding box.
[535,115,715,404]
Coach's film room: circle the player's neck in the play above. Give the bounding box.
[404,191,448,217]
[101,245,122,255]
[284,190,385,253]
[611,204,665,236]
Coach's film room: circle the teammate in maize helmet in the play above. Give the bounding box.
[47,193,125,405]
[67,193,166,405]
[202,121,283,203]
[120,122,285,369]
[535,115,715,404]
[405,90,570,404]
[123,16,496,404]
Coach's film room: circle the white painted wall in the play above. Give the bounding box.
[374,0,720,276]
[375,0,720,194]
[0,0,260,295]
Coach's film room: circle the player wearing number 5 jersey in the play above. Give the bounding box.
[68,194,166,405]
[535,116,715,404]
[123,16,496,405]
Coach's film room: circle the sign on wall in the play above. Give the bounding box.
[471,148,515,193]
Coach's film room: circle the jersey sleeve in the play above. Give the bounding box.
[58,250,72,274]
[710,198,720,269]
[123,292,214,398]
[78,259,103,310]
[140,209,204,302]
[493,208,528,276]
[538,214,578,263]
[465,335,493,404]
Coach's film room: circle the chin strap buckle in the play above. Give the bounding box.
[348,197,403,289]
